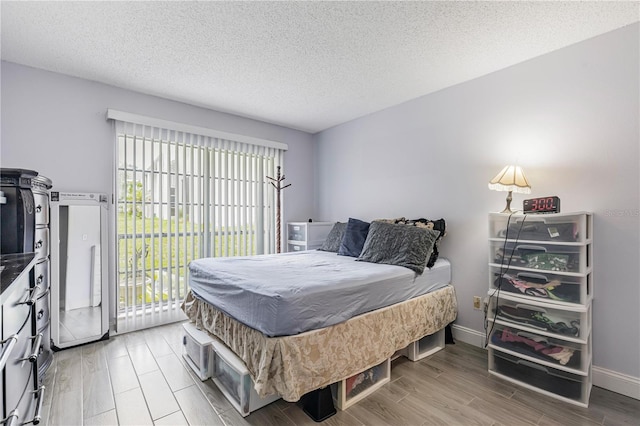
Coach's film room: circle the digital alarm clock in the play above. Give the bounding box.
[523,196,561,214]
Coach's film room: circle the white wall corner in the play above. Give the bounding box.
[451,325,640,401]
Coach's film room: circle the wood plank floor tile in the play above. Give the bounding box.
[588,386,640,425]
[114,387,153,426]
[82,341,108,375]
[84,409,119,426]
[107,354,140,394]
[510,388,604,425]
[127,343,159,375]
[467,393,542,425]
[155,352,195,392]
[174,384,225,425]
[345,386,432,426]
[138,369,180,420]
[83,368,116,419]
[142,328,175,358]
[53,355,83,394]
[48,389,83,426]
[154,410,189,425]
[103,336,129,359]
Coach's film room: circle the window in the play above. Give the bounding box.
[110,111,286,331]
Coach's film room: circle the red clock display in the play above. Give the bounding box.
[523,196,561,214]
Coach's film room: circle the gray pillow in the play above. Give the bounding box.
[318,222,347,252]
[357,221,440,274]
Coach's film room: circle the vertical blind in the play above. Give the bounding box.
[110,112,286,331]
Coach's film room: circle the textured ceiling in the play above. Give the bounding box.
[2,1,639,133]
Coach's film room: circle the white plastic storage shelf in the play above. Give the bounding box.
[286,222,334,252]
[487,211,593,407]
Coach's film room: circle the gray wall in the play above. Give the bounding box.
[0,61,315,225]
[314,23,640,379]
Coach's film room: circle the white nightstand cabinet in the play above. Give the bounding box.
[286,222,333,252]
[487,211,593,407]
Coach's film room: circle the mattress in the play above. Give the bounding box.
[188,250,451,336]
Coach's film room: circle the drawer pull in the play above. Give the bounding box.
[22,333,43,363]
[17,286,39,306]
[35,240,43,249]
[516,358,549,373]
[31,385,46,425]
[0,334,19,370]
[36,274,44,285]
[515,245,546,253]
[516,272,549,282]
[36,204,42,213]
[515,303,547,314]
[3,409,19,426]
[37,309,45,320]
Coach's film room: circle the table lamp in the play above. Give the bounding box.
[488,165,531,213]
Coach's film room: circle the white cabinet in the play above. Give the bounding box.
[286,222,333,252]
[487,211,593,407]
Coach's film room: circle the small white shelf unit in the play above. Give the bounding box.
[286,221,334,252]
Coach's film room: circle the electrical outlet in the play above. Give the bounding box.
[473,296,482,310]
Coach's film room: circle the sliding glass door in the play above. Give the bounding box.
[114,121,283,332]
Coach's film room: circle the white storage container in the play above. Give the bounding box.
[406,329,445,361]
[181,322,214,381]
[488,293,591,343]
[210,339,280,417]
[332,358,390,410]
[286,222,334,251]
[489,266,591,306]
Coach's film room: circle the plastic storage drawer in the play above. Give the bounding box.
[488,293,591,342]
[287,223,306,242]
[181,322,214,381]
[489,267,590,306]
[211,338,279,417]
[489,214,590,244]
[488,323,590,374]
[490,240,591,274]
[332,358,390,410]
[489,348,591,406]
[406,329,445,361]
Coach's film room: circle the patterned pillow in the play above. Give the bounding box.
[357,221,440,274]
[318,222,347,252]
[375,217,446,268]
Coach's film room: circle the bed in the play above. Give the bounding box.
[182,218,458,403]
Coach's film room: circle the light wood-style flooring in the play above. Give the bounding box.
[41,322,640,425]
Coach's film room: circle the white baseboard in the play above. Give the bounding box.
[450,324,640,401]
[593,366,640,400]
[451,324,486,348]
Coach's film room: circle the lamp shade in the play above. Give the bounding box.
[488,165,531,194]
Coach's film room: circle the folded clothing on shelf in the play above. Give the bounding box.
[491,327,578,367]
